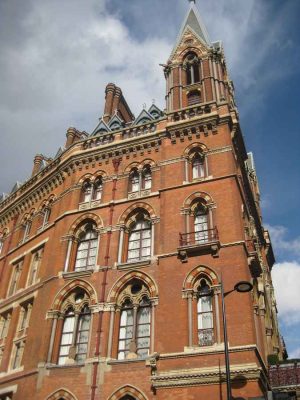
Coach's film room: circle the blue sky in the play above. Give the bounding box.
[0,0,299,357]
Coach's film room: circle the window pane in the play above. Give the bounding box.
[137,307,150,324]
[142,230,150,239]
[128,240,140,250]
[137,324,150,337]
[137,348,149,357]
[197,296,212,313]
[137,337,150,348]
[141,248,150,257]
[63,316,75,332]
[129,231,140,240]
[142,238,151,248]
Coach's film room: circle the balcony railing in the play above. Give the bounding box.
[198,328,214,347]
[179,227,219,247]
[178,227,220,261]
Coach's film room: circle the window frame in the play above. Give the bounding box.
[127,218,151,263]
[27,247,43,287]
[7,260,23,297]
[117,281,152,360]
[57,291,91,366]
[74,226,99,272]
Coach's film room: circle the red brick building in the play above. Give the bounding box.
[0,3,285,400]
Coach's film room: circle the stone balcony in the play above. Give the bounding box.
[178,227,220,262]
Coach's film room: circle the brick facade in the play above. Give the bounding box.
[0,3,284,400]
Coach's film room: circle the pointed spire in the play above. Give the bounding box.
[170,2,211,57]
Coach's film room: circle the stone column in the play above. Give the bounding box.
[117,228,124,264]
[107,307,116,358]
[150,305,155,354]
[214,291,221,343]
[47,316,58,363]
[151,223,155,257]
[184,158,189,182]
[188,293,193,347]
[64,238,73,272]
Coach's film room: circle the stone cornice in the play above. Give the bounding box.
[151,363,264,388]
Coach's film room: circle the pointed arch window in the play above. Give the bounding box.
[74,224,98,271]
[142,166,152,190]
[185,52,200,85]
[82,181,93,203]
[197,279,214,346]
[93,177,103,201]
[23,219,32,242]
[57,290,91,365]
[81,177,104,206]
[192,152,205,179]
[129,169,140,193]
[127,218,151,262]
[117,281,151,360]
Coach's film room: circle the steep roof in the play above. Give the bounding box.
[170,2,211,58]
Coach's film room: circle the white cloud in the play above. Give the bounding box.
[0,0,298,195]
[267,225,300,257]
[272,261,300,325]
[289,347,300,359]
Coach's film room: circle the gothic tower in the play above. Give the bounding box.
[0,2,285,400]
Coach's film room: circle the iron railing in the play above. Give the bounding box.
[179,227,219,247]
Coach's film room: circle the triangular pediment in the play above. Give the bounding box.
[108,114,125,131]
[91,119,111,136]
[11,181,22,194]
[133,109,154,126]
[148,104,164,119]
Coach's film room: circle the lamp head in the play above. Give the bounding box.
[234,281,253,293]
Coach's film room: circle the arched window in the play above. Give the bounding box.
[192,152,205,179]
[81,177,104,205]
[58,290,91,365]
[129,169,140,193]
[141,166,152,190]
[184,52,200,85]
[93,177,103,201]
[118,280,151,360]
[127,215,151,262]
[82,181,93,203]
[197,278,214,346]
[194,204,209,244]
[74,223,98,271]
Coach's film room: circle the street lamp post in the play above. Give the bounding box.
[221,279,253,400]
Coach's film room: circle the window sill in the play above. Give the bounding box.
[4,366,24,376]
[78,200,101,211]
[46,362,85,370]
[184,343,224,354]
[108,357,148,365]
[128,189,152,200]
[117,259,151,270]
[62,269,94,279]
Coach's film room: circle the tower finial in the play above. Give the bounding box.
[188,0,196,4]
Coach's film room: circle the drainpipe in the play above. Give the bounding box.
[90,157,121,400]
